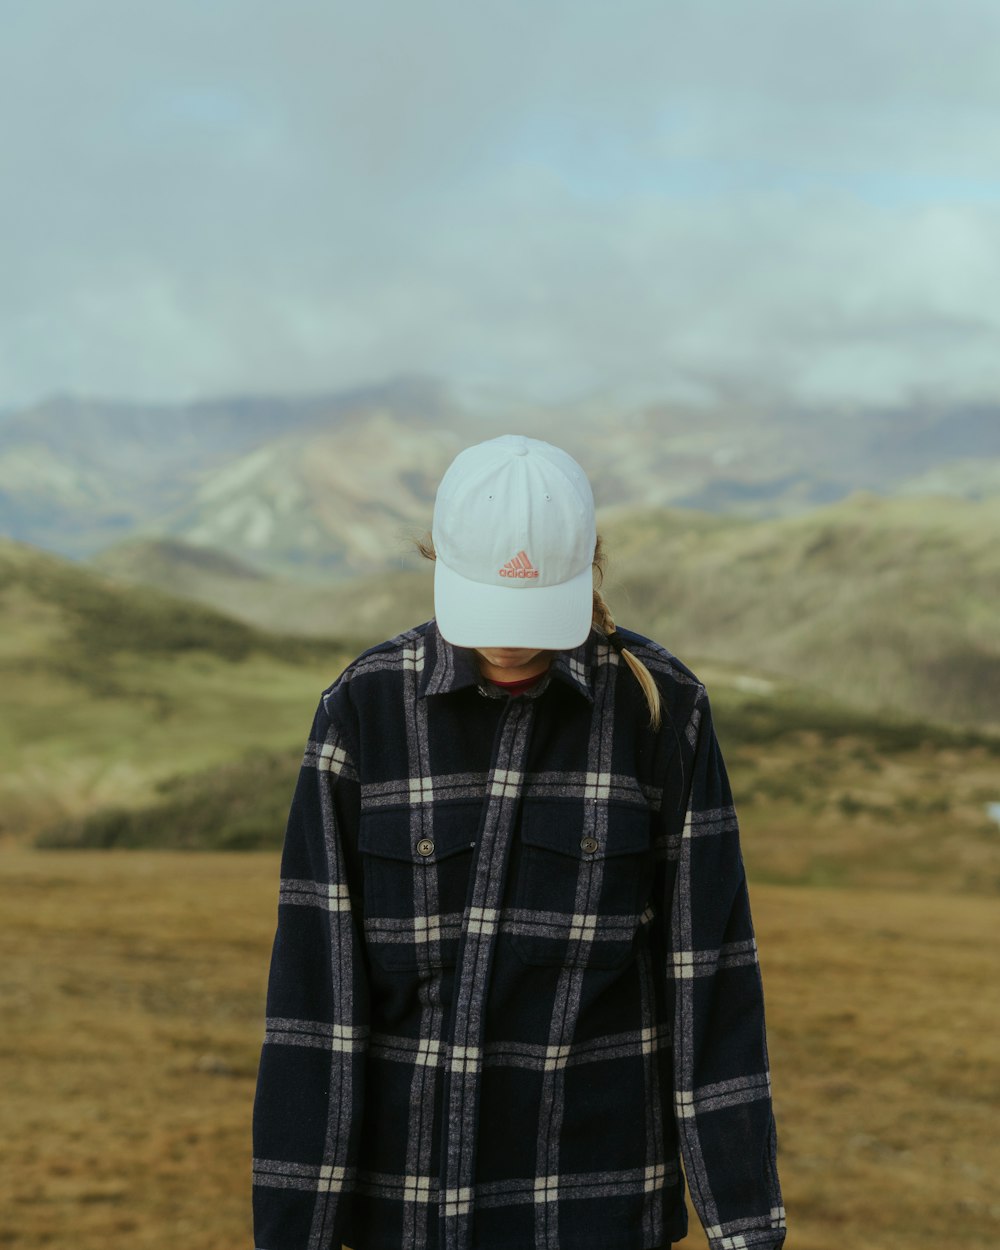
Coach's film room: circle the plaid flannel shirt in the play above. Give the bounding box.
[252,620,786,1250]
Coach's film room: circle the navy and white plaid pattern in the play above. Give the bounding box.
[252,621,786,1250]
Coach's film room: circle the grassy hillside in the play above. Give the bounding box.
[34,651,1000,898]
[7,535,999,896]
[34,749,302,852]
[91,535,434,639]
[93,536,268,593]
[704,665,1000,897]
[0,539,362,845]
[91,493,1000,731]
[598,493,1000,730]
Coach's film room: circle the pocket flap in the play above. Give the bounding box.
[359,802,481,863]
[520,801,652,859]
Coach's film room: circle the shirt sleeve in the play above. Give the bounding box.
[667,687,787,1250]
[252,693,368,1250]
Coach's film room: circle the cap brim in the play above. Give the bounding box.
[434,557,594,650]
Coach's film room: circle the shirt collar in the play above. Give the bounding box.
[418,618,596,704]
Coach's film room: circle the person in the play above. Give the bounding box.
[252,434,787,1250]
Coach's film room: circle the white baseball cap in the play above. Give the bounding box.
[431,434,597,649]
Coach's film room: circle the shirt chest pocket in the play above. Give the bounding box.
[358,802,481,971]
[510,800,654,969]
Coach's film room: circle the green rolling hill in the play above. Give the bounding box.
[599,492,1000,730]
[91,492,1000,731]
[0,538,361,845]
[2,538,997,896]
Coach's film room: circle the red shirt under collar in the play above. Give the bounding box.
[487,671,547,696]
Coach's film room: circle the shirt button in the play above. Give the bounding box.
[416,838,435,856]
[580,836,599,854]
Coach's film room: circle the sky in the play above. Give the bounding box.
[2,0,1000,413]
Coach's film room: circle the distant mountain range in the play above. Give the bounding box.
[2,377,998,575]
[0,377,462,569]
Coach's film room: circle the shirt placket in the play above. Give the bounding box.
[439,694,535,1250]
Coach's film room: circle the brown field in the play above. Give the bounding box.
[0,849,997,1250]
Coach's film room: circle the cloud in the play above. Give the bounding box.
[2,0,999,409]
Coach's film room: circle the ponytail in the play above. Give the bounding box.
[591,537,662,729]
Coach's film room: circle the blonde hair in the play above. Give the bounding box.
[417,532,663,730]
[590,535,662,729]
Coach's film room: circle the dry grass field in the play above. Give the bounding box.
[1,849,997,1250]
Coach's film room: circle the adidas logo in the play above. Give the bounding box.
[498,549,539,579]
